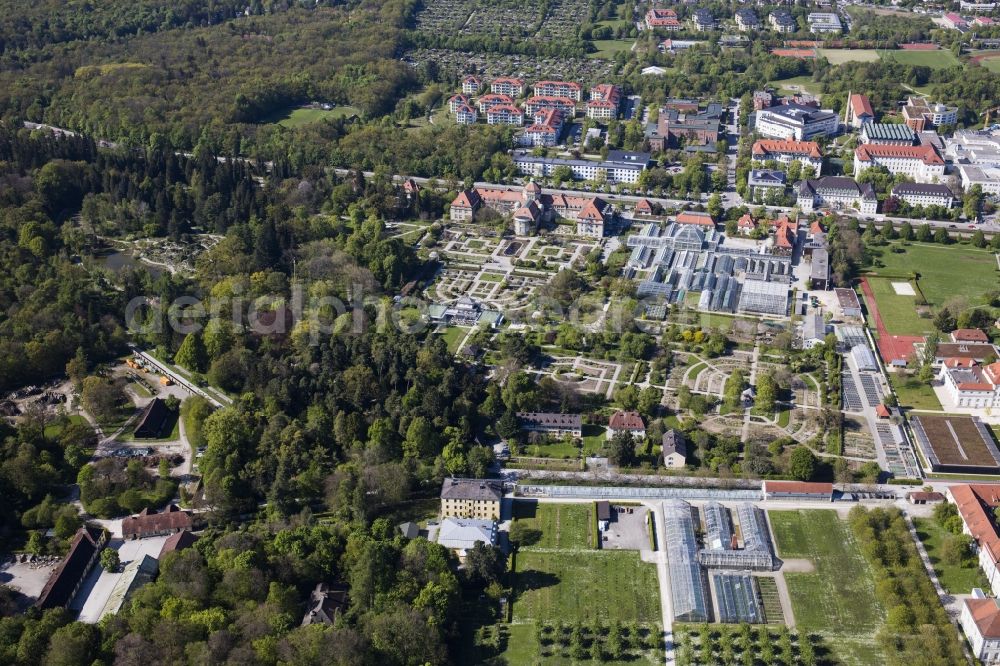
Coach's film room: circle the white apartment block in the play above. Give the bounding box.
[455,104,478,125]
[853,144,945,183]
[533,80,582,101]
[461,76,483,95]
[807,12,841,33]
[490,77,524,97]
[959,165,1000,194]
[486,105,524,126]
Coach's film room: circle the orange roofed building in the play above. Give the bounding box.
[449,182,612,237]
[962,593,1000,663]
[949,484,1000,596]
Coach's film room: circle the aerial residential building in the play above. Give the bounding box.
[797,176,878,215]
[747,169,787,200]
[524,96,576,116]
[844,93,874,128]
[490,77,524,97]
[517,412,583,437]
[736,9,760,31]
[448,94,470,114]
[477,93,515,113]
[455,104,478,125]
[519,108,564,147]
[756,104,839,140]
[533,80,582,101]
[954,329,991,343]
[903,96,958,131]
[512,149,650,184]
[608,410,646,439]
[771,216,798,255]
[751,139,823,170]
[962,592,1000,665]
[587,84,622,121]
[853,143,945,183]
[859,122,917,146]
[939,360,1000,408]
[807,12,842,33]
[462,75,483,95]
[950,484,1000,597]
[769,10,797,32]
[942,12,969,30]
[662,430,688,467]
[692,9,715,31]
[646,8,681,30]
[890,182,955,208]
[486,104,524,126]
[440,478,503,520]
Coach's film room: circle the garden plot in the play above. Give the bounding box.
[414,0,589,41]
[842,415,876,459]
[404,49,615,85]
[440,230,504,260]
[543,356,626,396]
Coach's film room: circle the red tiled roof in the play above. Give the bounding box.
[122,505,192,538]
[855,143,943,165]
[738,213,755,229]
[608,410,645,431]
[968,598,1000,638]
[635,199,653,213]
[849,93,874,119]
[451,189,481,209]
[752,139,822,159]
[951,484,1000,565]
[953,328,990,343]
[875,404,890,418]
[676,211,715,226]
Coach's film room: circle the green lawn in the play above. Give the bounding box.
[513,550,661,624]
[818,49,881,64]
[512,502,595,550]
[588,39,634,59]
[767,75,820,96]
[879,49,960,69]
[869,242,1000,312]
[769,510,885,666]
[888,375,942,411]
[979,55,1000,74]
[437,325,469,353]
[912,517,989,594]
[864,277,930,336]
[43,414,90,439]
[265,105,361,127]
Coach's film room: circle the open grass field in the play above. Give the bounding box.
[864,277,930,336]
[266,105,361,127]
[979,55,1000,73]
[43,414,90,439]
[437,325,468,353]
[911,414,1000,470]
[767,75,820,96]
[769,510,885,666]
[879,48,960,69]
[512,502,596,550]
[512,550,661,624]
[913,517,989,594]
[889,375,943,411]
[869,242,1000,311]
[588,39,634,59]
[818,49,880,64]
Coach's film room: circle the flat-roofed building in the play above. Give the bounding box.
[807,12,841,33]
[757,104,839,141]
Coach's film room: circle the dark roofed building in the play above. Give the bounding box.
[440,478,503,519]
[516,411,583,437]
[122,504,193,539]
[36,524,108,610]
[159,530,198,559]
[133,398,173,439]
[890,182,955,209]
[662,430,688,468]
[597,501,612,530]
[301,583,349,626]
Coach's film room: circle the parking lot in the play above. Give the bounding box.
[600,504,651,551]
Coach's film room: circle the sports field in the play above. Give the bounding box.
[864,276,930,335]
[818,49,880,64]
[769,510,885,665]
[879,48,960,69]
[865,242,1000,334]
